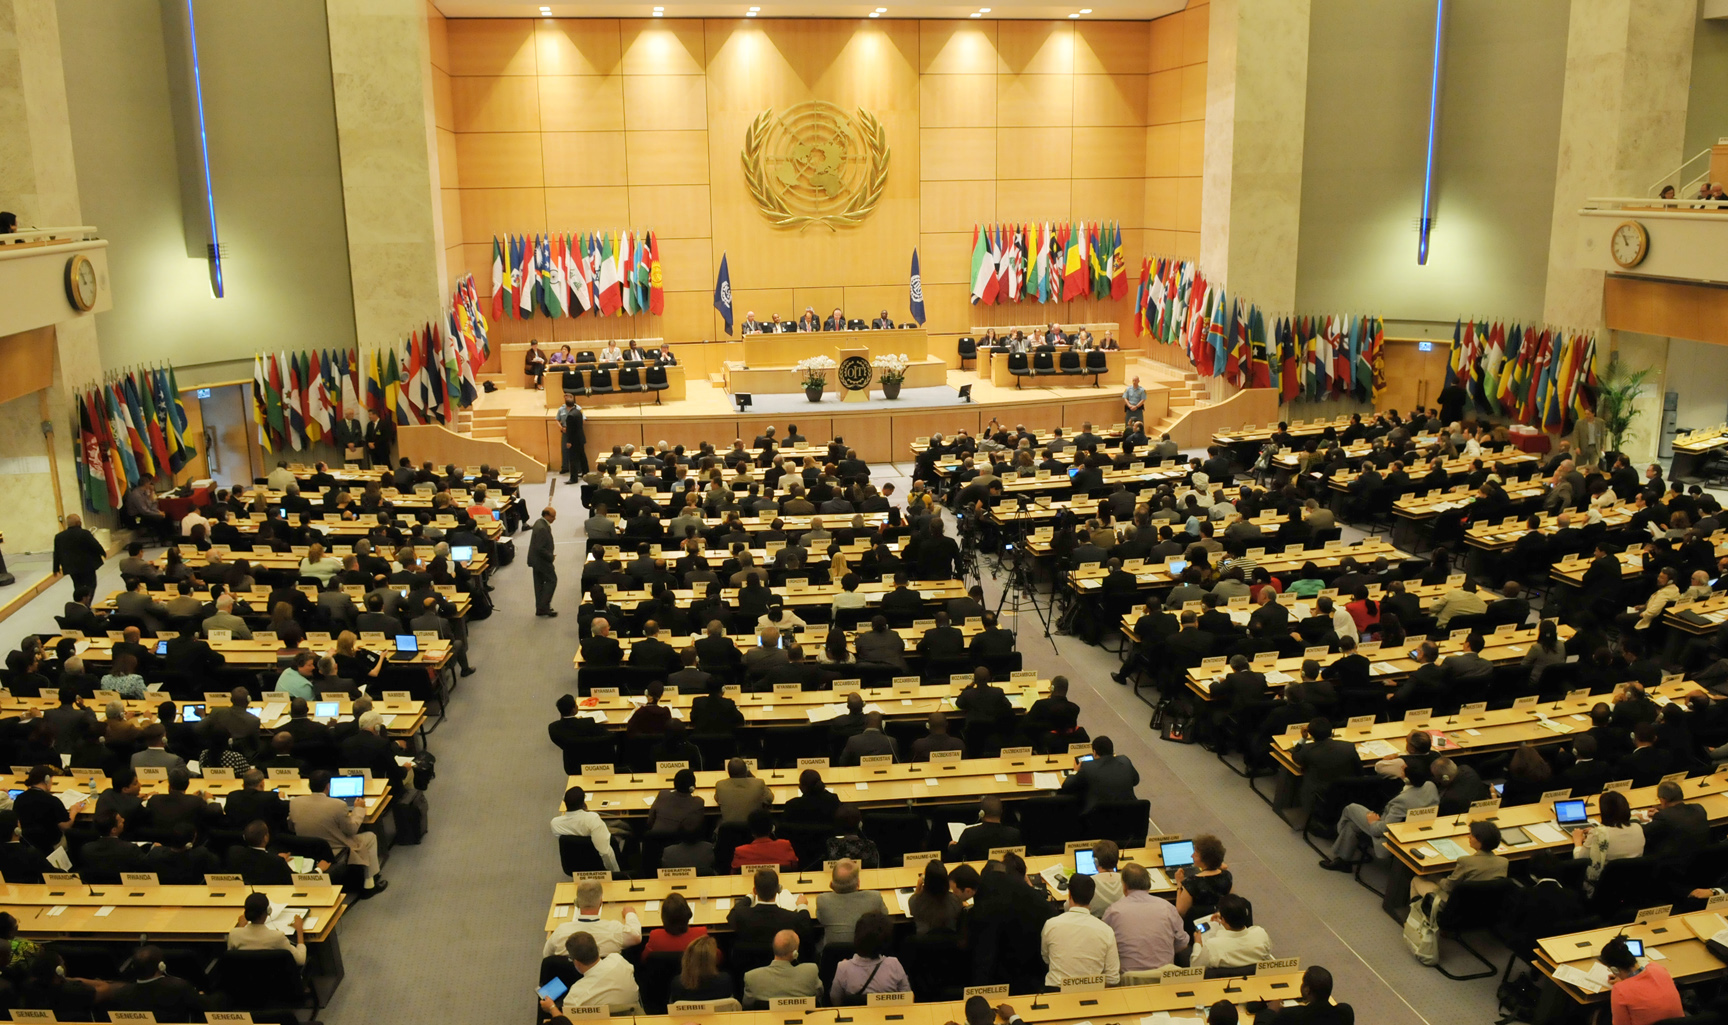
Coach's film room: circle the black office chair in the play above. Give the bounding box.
[1031,350,1056,376]
[558,734,618,775]
[587,367,614,396]
[1007,352,1032,387]
[617,365,645,395]
[847,318,866,330]
[956,337,977,370]
[861,811,929,866]
[213,949,319,1017]
[1013,795,1082,854]
[559,833,613,875]
[1082,799,1151,847]
[575,350,597,364]
[1433,878,1519,980]
[1058,350,1084,377]
[1084,348,1108,386]
[644,365,670,403]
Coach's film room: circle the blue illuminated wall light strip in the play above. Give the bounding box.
[185,0,223,297]
[1417,0,1446,266]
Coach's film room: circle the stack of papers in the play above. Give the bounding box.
[1525,822,1567,844]
[893,889,914,916]
[56,791,89,810]
[1358,740,1399,758]
[1264,671,1294,685]
[580,711,608,723]
[1551,962,1611,993]
[947,822,966,843]
[1141,1015,1187,1025]
[1370,662,1402,676]
[773,889,800,911]
[1147,867,1172,890]
[1534,717,1573,734]
[1430,838,1468,860]
[1032,772,1063,789]
[264,904,310,935]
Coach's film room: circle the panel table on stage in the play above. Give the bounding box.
[742,328,928,366]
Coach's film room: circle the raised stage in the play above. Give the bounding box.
[475,355,1280,470]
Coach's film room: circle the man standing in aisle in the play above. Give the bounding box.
[560,395,588,482]
[364,410,395,468]
[1571,406,1605,470]
[530,507,559,617]
[53,514,106,600]
[1122,376,1145,429]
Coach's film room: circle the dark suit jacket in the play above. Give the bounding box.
[78,835,148,878]
[1059,754,1140,813]
[1292,738,1359,806]
[726,899,812,948]
[580,635,623,666]
[917,626,966,659]
[954,821,1022,861]
[1644,802,1709,863]
[840,730,898,765]
[223,788,289,831]
[1557,757,1610,797]
[695,636,742,665]
[1256,1001,1355,1025]
[226,844,294,885]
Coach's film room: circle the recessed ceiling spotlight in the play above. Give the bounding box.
[969,11,980,15]
[653,10,664,14]
[1068,12,1078,17]
[1079,7,1091,12]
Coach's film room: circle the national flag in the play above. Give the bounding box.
[516,235,535,318]
[619,231,637,315]
[135,373,171,473]
[77,392,110,513]
[454,310,478,406]
[909,248,926,326]
[969,225,991,305]
[1227,301,1249,386]
[1003,226,1022,302]
[713,252,734,335]
[1110,222,1128,300]
[547,235,567,318]
[1246,307,1270,389]
[365,349,385,418]
[1370,318,1388,406]
[992,225,1011,304]
[401,331,426,425]
[491,236,507,318]
[634,230,652,314]
[1133,260,1150,336]
[385,347,404,424]
[252,356,274,452]
[1062,221,1084,301]
[341,350,359,424]
[598,232,621,316]
[441,320,461,420]
[648,230,665,316]
[278,352,301,449]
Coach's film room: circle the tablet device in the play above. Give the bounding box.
[328,775,366,800]
[537,977,569,1002]
[182,704,204,723]
[314,701,340,718]
[1160,839,1195,870]
[155,640,168,655]
[6,789,21,801]
[1074,848,1097,875]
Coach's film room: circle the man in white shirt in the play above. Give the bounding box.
[1039,874,1120,986]
[1101,864,1188,971]
[227,892,307,966]
[543,880,641,958]
[180,506,208,538]
[1189,894,1273,968]
[550,785,620,873]
[560,931,641,1014]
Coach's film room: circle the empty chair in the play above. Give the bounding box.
[1058,350,1084,376]
[644,365,670,402]
[617,365,645,394]
[1007,351,1032,387]
[956,337,977,370]
[576,350,597,363]
[1084,348,1108,386]
[587,367,615,395]
[1031,350,1056,375]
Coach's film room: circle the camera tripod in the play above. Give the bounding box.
[992,500,1054,648]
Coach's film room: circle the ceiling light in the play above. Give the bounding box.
[653,10,664,14]
[1068,12,1079,17]
[969,11,980,16]
[876,5,886,9]
[1079,7,1091,11]
[868,11,879,16]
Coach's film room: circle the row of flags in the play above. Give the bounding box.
[73,367,191,514]
[251,274,494,452]
[490,230,664,320]
[969,220,1128,306]
[1445,319,1598,433]
[1132,256,1387,405]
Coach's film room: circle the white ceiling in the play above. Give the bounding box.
[433,0,1186,20]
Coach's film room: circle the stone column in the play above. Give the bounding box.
[324,0,447,352]
[1198,0,1311,311]
[1541,0,1695,465]
[0,0,106,550]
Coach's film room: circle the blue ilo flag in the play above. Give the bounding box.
[713,252,734,336]
[909,249,926,326]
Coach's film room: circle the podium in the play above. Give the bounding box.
[837,345,870,403]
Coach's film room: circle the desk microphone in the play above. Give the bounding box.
[1029,994,1049,1011]
[1223,979,1243,995]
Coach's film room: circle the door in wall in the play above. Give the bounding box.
[1376,341,1452,415]
[197,384,263,488]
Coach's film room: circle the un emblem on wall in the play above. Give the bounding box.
[838,356,874,392]
[742,100,889,231]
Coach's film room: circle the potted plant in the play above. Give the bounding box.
[872,353,909,400]
[796,355,835,403]
[1596,356,1653,460]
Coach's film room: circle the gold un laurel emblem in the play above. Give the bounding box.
[743,100,889,231]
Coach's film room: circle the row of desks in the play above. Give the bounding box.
[0,688,428,743]
[96,584,474,621]
[563,753,1081,816]
[56,629,456,674]
[1062,539,1411,593]
[148,544,491,576]
[0,769,395,826]
[570,616,997,667]
[563,676,1052,730]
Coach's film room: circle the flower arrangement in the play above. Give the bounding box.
[871,352,910,385]
[796,355,836,389]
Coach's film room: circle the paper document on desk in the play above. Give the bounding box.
[1357,740,1399,758]
[1525,822,1567,844]
[773,889,800,911]
[260,702,288,721]
[1147,868,1171,890]
[1370,662,1401,677]
[1228,610,1251,625]
[1430,837,1468,860]
[1141,1016,1186,1025]
[894,889,914,917]
[1264,671,1294,685]
[1551,962,1611,993]
[1032,772,1063,790]
[1689,914,1727,940]
[1534,717,1573,734]
[948,822,965,843]
[55,791,87,811]
[267,906,310,935]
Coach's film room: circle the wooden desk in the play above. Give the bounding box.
[624,974,1315,1025]
[0,771,393,825]
[566,677,1051,731]
[96,583,473,621]
[176,544,486,576]
[1061,540,1411,594]
[0,692,427,742]
[1327,451,1537,494]
[1395,481,1548,525]
[287,465,524,490]
[0,882,348,943]
[587,579,964,614]
[1535,908,1728,1004]
[59,630,455,673]
[564,754,1079,815]
[1665,592,1728,635]
[908,427,1129,457]
[570,617,990,668]
[1213,418,1353,447]
[1464,505,1634,551]
[742,328,927,366]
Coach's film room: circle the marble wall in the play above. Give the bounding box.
[0,0,106,551]
[1198,0,1310,311]
[325,0,447,352]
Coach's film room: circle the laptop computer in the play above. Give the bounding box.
[1553,798,1595,829]
[450,545,474,563]
[329,775,366,801]
[314,701,341,719]
[181,704,204,723]
[1622,938,1645,958]
[1160,839,1195,870]
[390,635,419,662]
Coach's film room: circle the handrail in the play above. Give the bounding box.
[0,225,100,242]
[1581,196,1728,212]
[1648,146,1717,196]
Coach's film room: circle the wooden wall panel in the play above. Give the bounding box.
[624,75,708,130]
[846,414,895,463]
[451,76,542,132]
[436,129,460,187]
[921,128,997,181]
[454,133,545,188]
[432,68,454,129]
[1605,276,1728,347]
[445,12,1203,347]
[624,131,711,185]
[536,77,626,131]
[447,20,538,77]
[541,132,628,187]
[535,19,623,76]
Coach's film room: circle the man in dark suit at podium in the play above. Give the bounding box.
[741,311,761,335]
[872,310,894,330]
[824,308,846,331]
[797,307,820,332]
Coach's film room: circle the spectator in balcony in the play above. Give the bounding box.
[1660,185,1676,200]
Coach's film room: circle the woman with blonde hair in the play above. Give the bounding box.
[298,542,338,584]
[667,935,732,1004]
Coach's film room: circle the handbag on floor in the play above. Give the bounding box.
[1403,894,1440,966]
